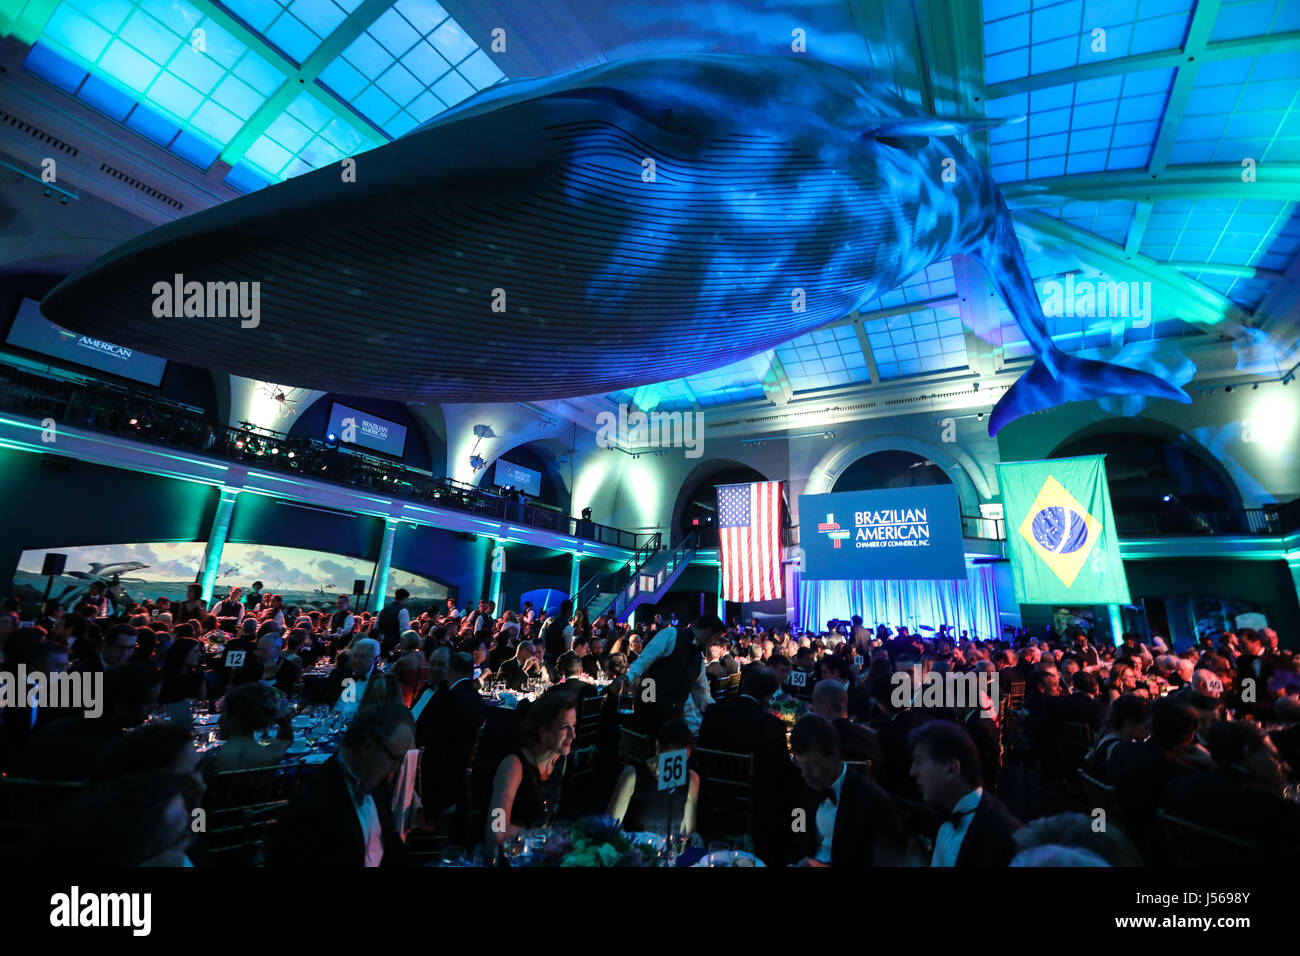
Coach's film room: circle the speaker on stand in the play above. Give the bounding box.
[41,553,67,602]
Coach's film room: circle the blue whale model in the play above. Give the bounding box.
[40,53,1189,433]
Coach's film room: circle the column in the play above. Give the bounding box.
[1107,604,1124,646]
[489,539,505,608]
[569,553,581,598]
[716,565,726,620]
[1287,551,1300,622]
[199,487,240,604]
[372,518,398,613]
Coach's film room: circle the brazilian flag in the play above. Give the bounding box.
[996,455,1130,605]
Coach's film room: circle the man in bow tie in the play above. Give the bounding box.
[909,721,1021,867]
[789,715,903,867]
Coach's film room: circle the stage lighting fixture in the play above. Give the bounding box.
[271,446,280,454]
[235,439,244,448]
[128,418,138,426]
[287,451,295,458]
[976,412,984,421]
[1225,385,1233,393]
[42,187,51,197]
[582,507,593,520]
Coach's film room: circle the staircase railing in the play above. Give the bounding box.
[574,531,663,614]
[594,530,698,623]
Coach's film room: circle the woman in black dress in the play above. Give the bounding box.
[487,688,577,844]
[159,638,205,706]
[607,719,699,836]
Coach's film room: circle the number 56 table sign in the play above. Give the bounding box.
[657,748,688,790]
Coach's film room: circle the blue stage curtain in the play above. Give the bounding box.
[796,564,1001,640]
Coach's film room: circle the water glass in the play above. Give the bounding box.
[439,846,469,867]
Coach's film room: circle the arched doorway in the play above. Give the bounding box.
[675,464,789,548]
[831,450,955,494]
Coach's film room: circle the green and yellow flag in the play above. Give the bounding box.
[996,455,1130,605]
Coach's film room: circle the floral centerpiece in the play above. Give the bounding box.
[522,816,654,867]
[769,695,809,729]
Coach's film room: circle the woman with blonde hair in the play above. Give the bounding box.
[357,670,403,711]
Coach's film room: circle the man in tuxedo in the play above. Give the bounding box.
[810,678,882,769]
[325,637,379,717]
[789,715,903,866]
[1235,629,1278,717]
[909,720,1021,866]
[415,652,485,815]
[695,664,799,865]
[556,651,600,701]
[267,701,414,867]
[232,633,302,696]
[70,623,138,674]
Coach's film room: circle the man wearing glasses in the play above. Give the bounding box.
[72,623,138,673]
[267,701,415,867]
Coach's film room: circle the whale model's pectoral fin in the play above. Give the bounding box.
[988,352,1193,436]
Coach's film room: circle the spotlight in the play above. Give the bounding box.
[128,418,138,426]
[1225,385,1233,393]
[976,412,984,421]
[287,451,295,458]
[235,439,244,448]
[42,187,51,197]
[581,507,592,520]
[271,446,279,454]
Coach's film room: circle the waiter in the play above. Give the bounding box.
[621,615,722,736]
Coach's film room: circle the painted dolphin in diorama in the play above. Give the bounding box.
[41,53,1189,434]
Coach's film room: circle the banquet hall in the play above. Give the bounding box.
[0,0,1298,877]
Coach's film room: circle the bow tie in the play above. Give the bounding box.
[946,806,976,827]
[815,788,837,806]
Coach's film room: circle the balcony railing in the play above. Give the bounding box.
[0,359,651,551]
[1114,507,1282,537]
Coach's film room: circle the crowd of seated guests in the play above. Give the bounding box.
[2,582,1296,869]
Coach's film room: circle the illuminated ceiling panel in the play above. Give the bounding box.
[1209,0,1300,41]
[867,304,968,381]
[683,354,771,407]
[982,0,1194,86]
[776,325,871,392]
[26,0,284,168]
[987,68,1174,183]
[218,0,358,63]
[1171,53,1300,165]
[317,0,504,138]
[1044,200,1136,246]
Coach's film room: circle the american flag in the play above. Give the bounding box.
[716,481,784,603]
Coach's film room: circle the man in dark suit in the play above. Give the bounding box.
[498,641,543,691]
[232,633,302,696]
[1235,629,1279,717]
[325,637,379,711]
[810,678,882,769]
[69,623,138,674]
[267,701,414,867]
[1104,697,1200,862]
[1060,670,1106,736]
[909,720,1021,866]
[555,651,600,702]
[414,652,486,816]
[695,664,799,865]
[789,715,903,866]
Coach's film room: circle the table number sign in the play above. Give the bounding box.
[658,748,688,790]
[224,650,246,669]
[788,670,807,688]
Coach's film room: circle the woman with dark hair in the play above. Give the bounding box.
[607,718,699,836]
[159,638,204,706]
[571,608,591,646]
[206,683,293,771]
[487,688,577,843]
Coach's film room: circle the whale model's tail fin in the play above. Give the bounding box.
[987,350,1192,435]
[970,202,1191,436]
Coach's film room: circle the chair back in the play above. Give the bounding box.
[1157,810,1259,866]
[201,764,305,866]
[692,747,755,846]
[566,695,607,779]
[1055,720,1094,772]
[714,673,741,701]
[618,726,652,767]
[0,777,86,859]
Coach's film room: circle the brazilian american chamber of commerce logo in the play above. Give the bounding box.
[816,513,851,549]
[1017,475,1102,588]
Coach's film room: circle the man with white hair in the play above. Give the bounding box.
[329,637,380,719]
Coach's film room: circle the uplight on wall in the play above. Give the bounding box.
[1244,391,1298,448]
